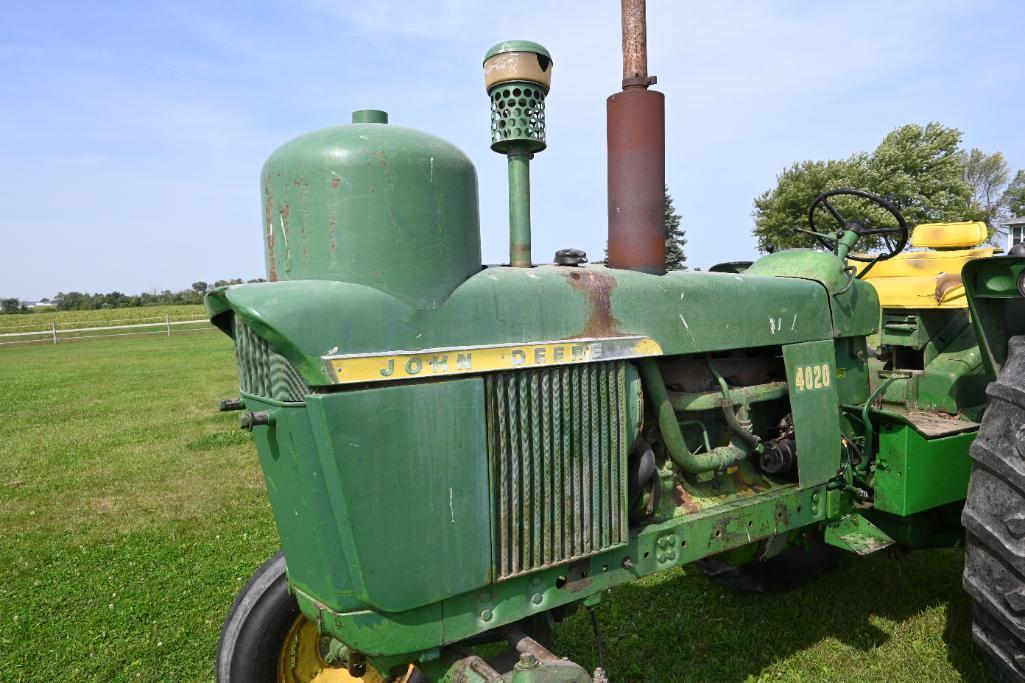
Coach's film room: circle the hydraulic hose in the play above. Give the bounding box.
[862,376,897,459]
[638,358,751,473]
[707,360,764,454]
[668,381,787,412]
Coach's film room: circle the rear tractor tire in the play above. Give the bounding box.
[216,551,390,683]
[962,336,1025,683]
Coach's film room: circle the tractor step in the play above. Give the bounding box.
[824,514,895,556]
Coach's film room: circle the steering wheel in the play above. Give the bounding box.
[800,188,908,263]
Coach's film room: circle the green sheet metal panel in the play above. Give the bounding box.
[833,336,871,407]
[783,340,842,488]
[209,264,836,386]
[305,379,492,613]
[880,310,928,349]
[746,249,880,338]
[963,255,1025,379]
[246,398,362,613]
[874,424,974,516]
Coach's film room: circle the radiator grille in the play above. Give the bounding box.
[487,361,629,580]
[234,317,308,402]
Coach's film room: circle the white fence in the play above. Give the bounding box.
[0,315,212,346]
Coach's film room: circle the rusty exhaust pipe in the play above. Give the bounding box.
[607,0,666,275]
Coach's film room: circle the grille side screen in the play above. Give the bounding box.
[234,316,308,402]
[487,361,629,580]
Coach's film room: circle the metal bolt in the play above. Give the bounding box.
[516,652,540,670]
[218,397,243,412]
[531,593,543,605]
[480,609,493,622]
[239,411,271,431]
[622,557,635,569]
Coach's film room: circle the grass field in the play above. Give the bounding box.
[0,305,207,333]
[0,333,990,681]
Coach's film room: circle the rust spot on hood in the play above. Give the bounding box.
[562,268,623,338]
[264,183,277,282]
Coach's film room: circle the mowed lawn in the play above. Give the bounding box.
[0,333,990,682]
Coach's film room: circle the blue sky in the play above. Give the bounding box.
[2,0,1023,300]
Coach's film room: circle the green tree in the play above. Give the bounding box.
[664,187,687,270]
[753,122,973,253]
[752,156,868,252]
[1004,170,1025,218]
[191,281,209,294]
[1,298,22,314]
[863,122,970,225]
[54,292,87,310]
[960,148,1011,225]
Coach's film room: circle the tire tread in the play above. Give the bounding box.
[963,337,1025,683]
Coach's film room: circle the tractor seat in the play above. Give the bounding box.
[856,221,995,309]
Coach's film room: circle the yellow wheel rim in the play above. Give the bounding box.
[277,615,386,683]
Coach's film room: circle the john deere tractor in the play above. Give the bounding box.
[205,2,1025,680]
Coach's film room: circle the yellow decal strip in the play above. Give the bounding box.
[322,336,663,385]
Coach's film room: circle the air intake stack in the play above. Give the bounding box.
[483,41,553,267]
[607,0,666,274]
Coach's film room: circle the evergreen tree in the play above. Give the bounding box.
[664,187,687,270]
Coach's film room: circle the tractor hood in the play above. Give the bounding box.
[207,265,841,387]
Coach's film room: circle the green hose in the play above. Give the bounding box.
[862,376,896,460]
[638,359,751,474]
[707,360,764,454]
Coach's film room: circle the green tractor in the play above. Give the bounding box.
[205,4,1025,681]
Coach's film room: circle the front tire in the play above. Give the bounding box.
[217,551,381,682]
[962,337,1025,682]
